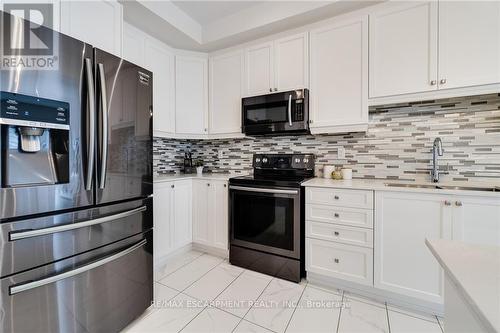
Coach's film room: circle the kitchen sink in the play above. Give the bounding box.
[384,183,499,192]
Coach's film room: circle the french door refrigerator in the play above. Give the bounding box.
[0,11,153,333]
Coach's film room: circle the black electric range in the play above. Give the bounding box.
[228,154,314,282]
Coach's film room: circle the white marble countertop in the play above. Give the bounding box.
[426,239,500,333]
[154,173,236,183]
[301,178,500,197]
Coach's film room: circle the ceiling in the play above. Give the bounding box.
[171,1,264,25]
[121,0,383,52]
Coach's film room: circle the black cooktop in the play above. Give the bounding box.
[229,153,315,188]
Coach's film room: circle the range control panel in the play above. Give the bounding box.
[0,91,70,130]
[253,154,315,170]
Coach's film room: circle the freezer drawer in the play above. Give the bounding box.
[0,197,152,277]
[0,231,153,333]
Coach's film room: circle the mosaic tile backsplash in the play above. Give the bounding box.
[153,93,500,182]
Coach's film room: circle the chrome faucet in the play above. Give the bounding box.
[431,137,444,183]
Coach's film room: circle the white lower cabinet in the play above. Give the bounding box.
[192,179,229,251]
[375,191,500,305]
[153,180,192,265]
[306,238,373,285]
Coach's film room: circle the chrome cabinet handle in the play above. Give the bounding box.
[334,258,340,263]
[455,201,462,207]
[430,80,437,85]
[171,184,175,188]
[229,185,298,195]
[98,63,109,189]
[9,238,147,295]
[207,183,210,186]
[9,206,147,241]
[444,201,452,206]
[334,195,340,200]
[224,184,227,188]
[334,231,339,236]
[269,88,272,92]
[84,58,95,191]
[334,213,340,218]
[288,94,293,127]
[440,79,447,84]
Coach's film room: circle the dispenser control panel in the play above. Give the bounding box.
[0,92,70,130]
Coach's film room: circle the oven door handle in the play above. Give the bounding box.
[9,239,147,296]
[288,94,293,127]
[229,185,298,195]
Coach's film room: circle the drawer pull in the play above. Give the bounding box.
[334,213,340,218]
[334,231,340,236]
[334,258,340,263]
[334,195,340,200]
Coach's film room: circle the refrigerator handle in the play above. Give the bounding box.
[9,238,147,295]
[98,63,108,189]
[84,58,95,191]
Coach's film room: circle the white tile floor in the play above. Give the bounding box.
[123,250,444,333]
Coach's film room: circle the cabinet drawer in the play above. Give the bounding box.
[306,221,373,247]
[306,204,373,228]
[306,187,373,209]
[306,238,373,285]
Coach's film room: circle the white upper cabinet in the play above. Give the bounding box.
[245,42,274,96]
[274,32,309,92]
[146,39,176,136]
[310,16,368,134]
[122,22,145,67]
[438,1,500,89]
[60,0,122,56]
[175,54,209,135]
[244,32,309,96]
[369,2,438,98]
[209,50,244,136]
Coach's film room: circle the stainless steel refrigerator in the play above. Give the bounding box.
[0,11,153,332]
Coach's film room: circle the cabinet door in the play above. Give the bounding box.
[245,42,274,96]
[209,50,244,135]
[192,180,210,245]
[153,182,174,264]
[452,195,500,246]
[438,2,500,89]
[369,2,438,97]
[60,0,122,56]
[122,23,145,67]
[309,16,368,131]
[173,180,192,248]
[210,180,229,250]
[175,55,208,134]
[146,39,176,136]
[274,32,309,91]
[374,191,452,304]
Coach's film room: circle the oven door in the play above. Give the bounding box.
[229,185,301,259]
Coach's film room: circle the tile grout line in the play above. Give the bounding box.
[155,251,205,282]
[436,315,445,333]
[385,302,392,333]
[283,281,308,332]
[335,291,344,333]
[231,277,275,333]
[176,303,208,333]
[178,255,226,293]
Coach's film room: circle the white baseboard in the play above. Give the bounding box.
[192,242,229,259]
[307,272,444,316]
[154,243,194,271]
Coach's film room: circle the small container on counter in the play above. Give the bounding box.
[341,168,353,180]
[323,165,335,179]
[314,165,323,178]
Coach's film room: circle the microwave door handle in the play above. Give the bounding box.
[288,94,292,127]
[84,58,95,191]
[98,63,108,189]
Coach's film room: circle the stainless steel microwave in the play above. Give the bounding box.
[242,89,309,136]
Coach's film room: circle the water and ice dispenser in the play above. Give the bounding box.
[1,92,70,187]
